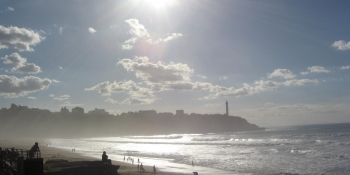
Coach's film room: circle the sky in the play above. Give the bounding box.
[0,0,350,127]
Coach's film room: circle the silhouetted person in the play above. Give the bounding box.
[153,165,156,174]
[140,163,145,172]
[138,158,139,163]
[8,148,18,166]
[102,151,112,164]
[137,164,139,171]
[192,160,194,167]
[29,142,40,159]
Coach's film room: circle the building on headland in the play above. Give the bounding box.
[138,110,157,116]
[72,107,84,115]
[60,106,70,114]
[176,110,184,116]
[87,108,109,116]
[225,100,229,116]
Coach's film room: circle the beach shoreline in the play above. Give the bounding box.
[0,138,190,175]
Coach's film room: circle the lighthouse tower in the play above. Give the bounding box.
[225,100,229,116]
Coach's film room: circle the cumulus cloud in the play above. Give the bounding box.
[122,19,182,50]
[332,40,350,50]
[0,25,45,51]
[0,75,52,98]
[117,57,193,90]
[1,52,27,66]
[283,79,318,86]
[88,57,322,104]
[301,66,330,75]
[340,66,350,70]
[268,69,296,79]
[88,27,96,33]
[125,19,149,38]
[7,7,14,11]
[1,53,42,74]
[28,96,36,99]
[86,80,157,105]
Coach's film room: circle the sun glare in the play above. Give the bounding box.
[144,0,174,9]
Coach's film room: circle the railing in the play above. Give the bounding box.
[4,148,41,159]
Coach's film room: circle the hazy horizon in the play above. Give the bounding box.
[1,0,350,127]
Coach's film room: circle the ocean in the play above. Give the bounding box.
[48,123,350,175]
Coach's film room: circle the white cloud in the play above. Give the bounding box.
[117,57,193,90]
[122,19,182,49]
[0,25,45,51]
[105,98,118,104]
[53,95,70,101]
[205,103,220,107]
[49,94,55,97]
[122,96,156,105]
[283,79,318,86]
[340,66,350,70]
[1,53,42,74]
[7,7,14,11]
[219,76,228,80]
[11,63,41,74]
[1,53,27,66]
[59,101,84,107]
[301,66,330,75]
[28,96,37,99]
[0,75,52,98]
[332,40,350,50]
[125,19,150,38]
[197,75,207,79]
[59,66,63,70]
[59,27,64,34]
[86,80,157,104]
[88,27,96,33]
[149,33,183,44]
[89,57,322,104]
[268,69,296,79]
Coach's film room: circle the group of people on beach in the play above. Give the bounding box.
[123,155,157,174]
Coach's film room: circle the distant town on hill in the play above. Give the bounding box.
[0,103,264,138]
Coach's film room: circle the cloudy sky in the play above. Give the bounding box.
[1,0,350,127]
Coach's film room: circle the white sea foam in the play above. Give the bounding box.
[48,123,350,175]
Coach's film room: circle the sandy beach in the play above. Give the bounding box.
[0,138,190,175]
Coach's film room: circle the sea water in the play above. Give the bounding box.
[48,123,350,175]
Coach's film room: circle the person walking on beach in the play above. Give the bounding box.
[29,142,40,159]
[138,158,139,163]
[153,165,156,174]
[192,160,194,167]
